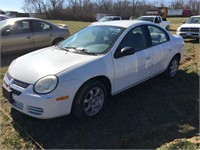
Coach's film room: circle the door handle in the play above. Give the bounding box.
[169,49,172,51]
[26,36,31,39]
[49,34,53,36]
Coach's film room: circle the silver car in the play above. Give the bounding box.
[0,17,70,54]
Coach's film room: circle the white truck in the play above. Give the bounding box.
[138,16,171,30]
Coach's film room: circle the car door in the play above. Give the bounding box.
[32,20,53,49]
[1,20,34,53]
[113,26,153,93]
[147,25,171,76]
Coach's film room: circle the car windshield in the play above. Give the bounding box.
[186,17,200,24]
[138,17,154,22]
[59,25,125,54]
[99,17,112,22]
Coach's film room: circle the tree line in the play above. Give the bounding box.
[22,0,200,21]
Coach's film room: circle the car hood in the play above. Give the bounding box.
[180,24,200,28]
[8,47,98,84]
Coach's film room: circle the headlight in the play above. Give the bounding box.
[177,27,181,32]
[34,75,58,94]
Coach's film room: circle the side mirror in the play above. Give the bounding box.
[115,47,135,58]
[182,21,186,24]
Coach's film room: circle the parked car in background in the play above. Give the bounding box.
[176,15,200,40]
[2,20,184,119]
[0,17,70,54]
[138,16,171,30]
[98,16,122,22]
[0,14,10,21]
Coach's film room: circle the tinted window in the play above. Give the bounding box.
[120,26,148,52]
[9,20,31,34]
[148,25,169,46]
[113,17,120,20]
[34,21,52,32]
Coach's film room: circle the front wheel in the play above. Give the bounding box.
[72,80,107,119]
[164,56,179,78]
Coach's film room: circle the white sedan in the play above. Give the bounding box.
[2,20,184,119]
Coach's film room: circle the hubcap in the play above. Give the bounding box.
[83,87,104,116]
[170,60,178,77]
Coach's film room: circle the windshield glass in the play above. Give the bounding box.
[99,17,112,22]
[138,17,154,22]
[186,17,200,24]
[60,25,125,54]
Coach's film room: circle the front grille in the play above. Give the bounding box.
[180,27,200,32]
[190,28,200,32]
[27,106,44,115]
[13,100,23,110]
[180,28,189,32]
[13,79,29,88]
[5,73,29,89]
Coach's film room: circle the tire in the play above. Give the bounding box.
[164,56,179,78]
[72,80,107,119]
[52,38,63,45]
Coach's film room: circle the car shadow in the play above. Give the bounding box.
[10,70,199,149]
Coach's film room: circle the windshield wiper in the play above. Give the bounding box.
[76,47,97,55]
[53,44,69,52]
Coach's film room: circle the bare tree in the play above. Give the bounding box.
[170,0,185,9]
[186,0,200,15]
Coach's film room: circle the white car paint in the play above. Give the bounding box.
[138,16,171,30]
[3,20,184,119]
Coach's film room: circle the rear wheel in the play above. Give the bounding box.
[72,80,107,119]
[52,38,63,45]
[164,56,179,78]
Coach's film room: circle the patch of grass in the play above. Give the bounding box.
[157,136,200,150]
[0,112,36,149]
[49,20,91,34]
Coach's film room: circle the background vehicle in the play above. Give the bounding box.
[168,9,193,17]
[5,11,30,17]
[2,20,184,119]
[0,14,10,21]
[98,16,122,22]
[138,16,171,30]
[177,15,200,40]
[0,17,70,54]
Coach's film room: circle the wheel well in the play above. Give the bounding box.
[174,53,181,62]
[81,76,112,95]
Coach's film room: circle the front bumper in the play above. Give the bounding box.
[2,73,77,119]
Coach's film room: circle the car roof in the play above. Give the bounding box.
[139,16,158,18]
[190,15,200,18]
[5,17,46,22]
[2,17,56,27]
[103,16,120,18]
[91,20,151,28]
